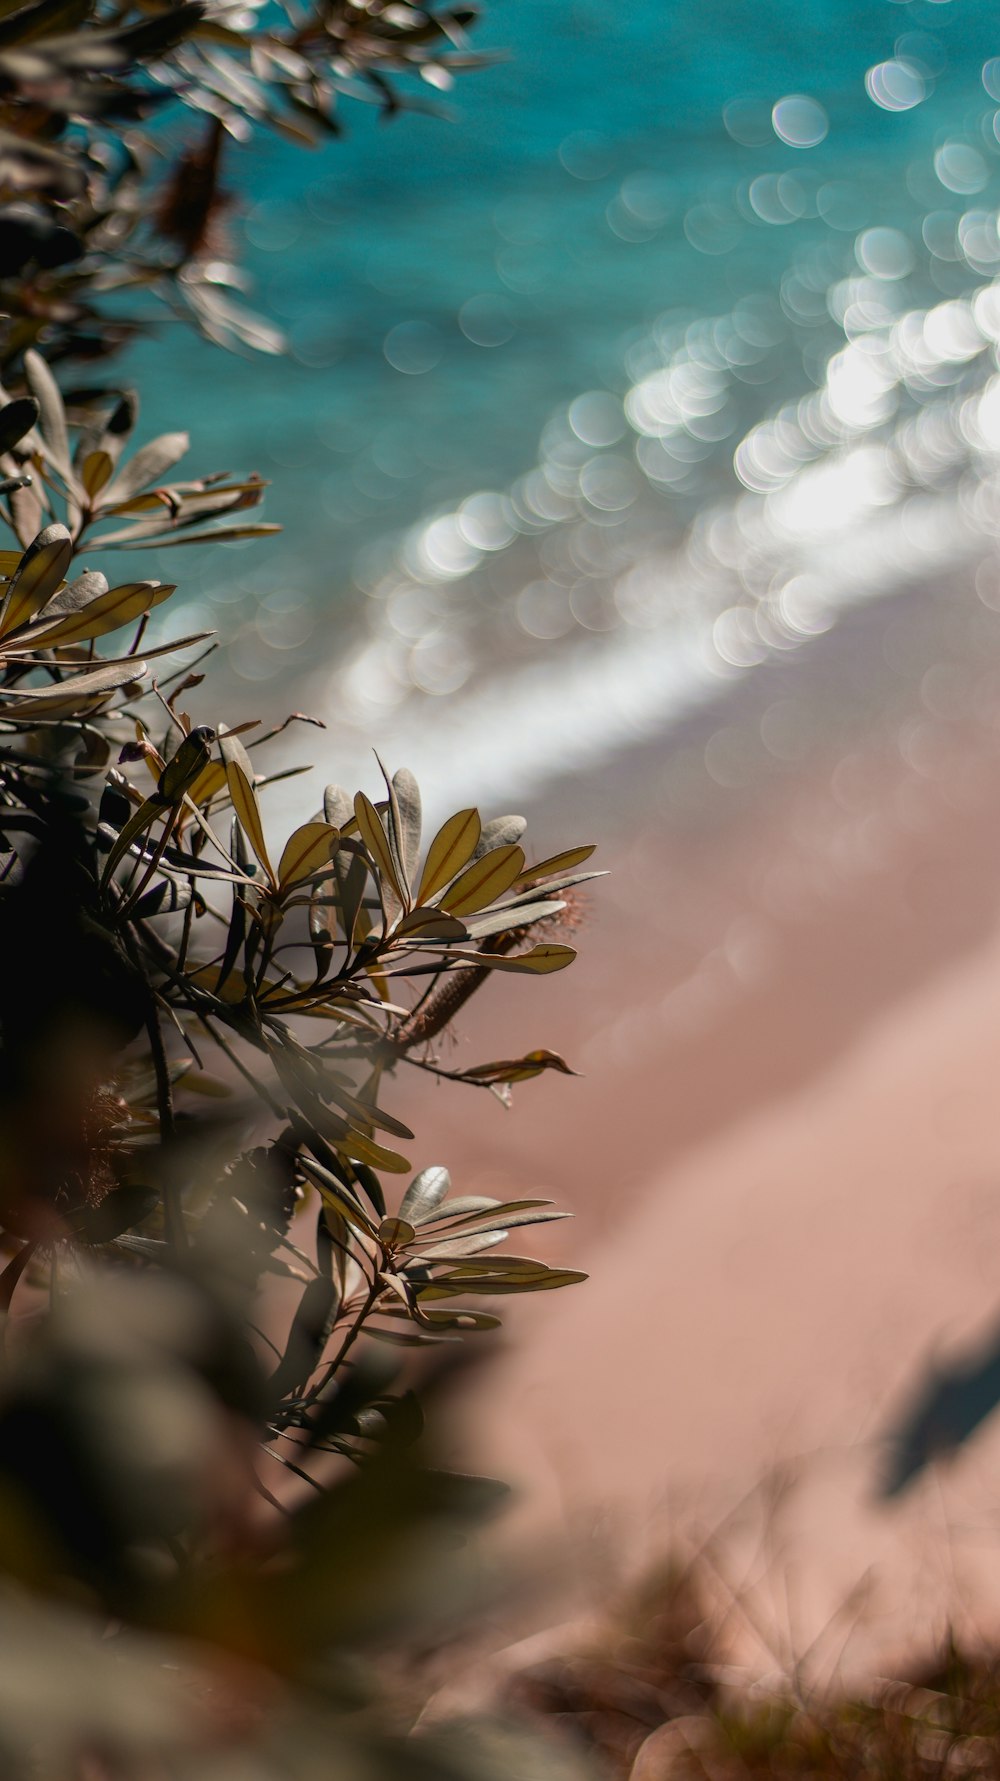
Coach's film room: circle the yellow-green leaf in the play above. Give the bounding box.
[277,821,340,894]
[463,1049,579,1085]
[1,657,144,719]
[438,944,577,975]
[338,1130,410,1175]
[354,790,405,907]
[157,727,216,804]
[441,844,525,916]
[25,579,175,648]
[514,844,596,888]
[23,350,69,475]
[188,963,251,1005]
[220,731,274,884]
[80,450,113,499]
[185,760,227,807]
[417,807,481,904]
[99,791,164,884]
[0,524,72,636]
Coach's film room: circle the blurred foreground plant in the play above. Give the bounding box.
[0,0,603,1771]
[0,444,601,1767]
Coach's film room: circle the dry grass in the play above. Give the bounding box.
[502,1560,1000,1780]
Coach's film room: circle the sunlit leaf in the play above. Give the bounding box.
[416,807,480,904]
[80,449,113,499]
[376,755,411,905]
[393,905,467,940]
[354,790,405,909]
[0,524,72,635]
[514,844,596,888]
[399,1165,451,1225]
[323,784,354,830]
[220,729,274,883]
[471,813,526,860]
[188,963,251,1005]
[391,767,422,882]
[299,1157,376,1236]
[106,522,282,550]
[101,431,190,506]
[419,1266,588,1297]
[337,1129,410,1175]
[439,943,577,975]
[440,844,525,917]
[416,1309,502,1331]
[277,821,339,894]
[185,760,227,807]
[460,898,564,940]
[23,349,69,476]
[0,657,145,717]
[462,1049,579,1085]
[22,579,175,648]
[410,1229,509,1260]
[377,1217,416,1248]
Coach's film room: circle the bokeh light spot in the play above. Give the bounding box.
[934,140,988,195]
[771,94,829,148]
[855,226,914,279]
[865,59,926,111]
[383,320,443,375]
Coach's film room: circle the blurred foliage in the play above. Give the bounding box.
[0,0,496,360]
[511,1562,1000,1781]
[0,0,604,1773]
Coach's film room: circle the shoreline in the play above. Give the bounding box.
[382,560,1000,1685]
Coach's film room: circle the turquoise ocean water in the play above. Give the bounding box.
[120,0,1000,809]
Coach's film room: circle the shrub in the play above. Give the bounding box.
[0,5,599,1773]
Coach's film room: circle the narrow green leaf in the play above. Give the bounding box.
[323,785,354,829]
[80,449,113,499]
[416,1309,502,1331]
[514,844,596,888]
[99,792,164,884]
[440,844,525,916]
[102,431,190,506]
[471,814,526,860]
[23,349,69,475]
[376,754,411,907]
[22,579,174,648]
[354,790,405,908]
[105,522,281,549]
[0,657,145,717]
[277,821,339,894]
[0,523,72,635]
[299,1157,376,1236]
[338,1129,410,1175]
[377,1217,416,1247]
[393,906,468,940]
[221,730,275,884]
[411,1230,509,1260]
[399,1166,451,1225]
[416,807,481,904]
[392,767,422,882]
[462,1049,579,1085]
[435,944,577,975]
[460,898,564,940]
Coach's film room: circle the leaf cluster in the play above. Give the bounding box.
[0,1,603,1770]
[1,0,494,361]
[0,345,598,1391]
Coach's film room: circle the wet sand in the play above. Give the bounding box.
[389,581,1000,1684]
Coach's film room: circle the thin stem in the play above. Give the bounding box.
[303,1276,381,1408]
[122,926,185,1252]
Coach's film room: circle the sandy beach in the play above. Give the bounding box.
[387,575,1000,1687]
